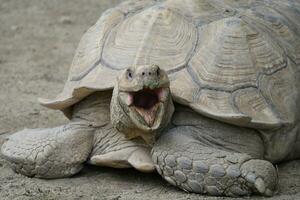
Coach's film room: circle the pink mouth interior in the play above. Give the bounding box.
[130,88,163,126]
[133,89,159,109]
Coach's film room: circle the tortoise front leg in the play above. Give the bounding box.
[88,124,155,173]
[152,126,278,197]
[1,122,94,178]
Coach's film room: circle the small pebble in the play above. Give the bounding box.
[59,16,73,24]
[10,25,20,32]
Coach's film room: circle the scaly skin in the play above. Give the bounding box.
[1,122,94,178]
[152,107,279,197]
[89,123,154,172]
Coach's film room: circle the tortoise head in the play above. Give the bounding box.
[111,64,174,144]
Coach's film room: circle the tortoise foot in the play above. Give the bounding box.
[240,159,277,196]
[1,123,94,178]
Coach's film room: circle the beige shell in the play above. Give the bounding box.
[39,0,300,129]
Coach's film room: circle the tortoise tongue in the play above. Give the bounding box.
[135,103,159,126]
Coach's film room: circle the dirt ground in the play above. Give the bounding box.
[0,0,299,199]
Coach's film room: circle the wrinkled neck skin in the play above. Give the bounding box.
[110,84,174,145]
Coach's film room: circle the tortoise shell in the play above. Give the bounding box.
[39,0,300,129]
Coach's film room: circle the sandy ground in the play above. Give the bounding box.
[0,0,299,199]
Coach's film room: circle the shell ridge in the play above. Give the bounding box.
[189,88,252,126]
[242,7,300,65]
[240,15,288,75]
[132,6,160,66]
[231,87,282,128]
[257,61,297,125]
[183,26,200,71]
[71,12,125,81]
[240,17,287,75]
[70,58,102,81]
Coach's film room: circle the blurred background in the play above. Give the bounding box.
[0,1,299,199]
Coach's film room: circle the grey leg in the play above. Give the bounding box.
[286,127,300,160]
[152,126,277,197]
[260,126,299,163]
[294,131,300,159]
[1,122,94,178]
[88,124,155,173]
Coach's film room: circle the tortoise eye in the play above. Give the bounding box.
[127,69,133,80]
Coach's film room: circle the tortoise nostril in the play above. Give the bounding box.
[140,65,161,77]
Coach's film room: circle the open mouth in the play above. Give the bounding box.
[129,88,167,126]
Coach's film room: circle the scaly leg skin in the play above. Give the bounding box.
[1,122,94,178]
[88,124,155,173]
[280,126,300,161]
[152,126,277,197]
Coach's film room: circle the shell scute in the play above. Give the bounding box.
[102,6,197,72]
[189,17,286,92]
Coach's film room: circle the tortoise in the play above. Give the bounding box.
[1,0,300,197]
